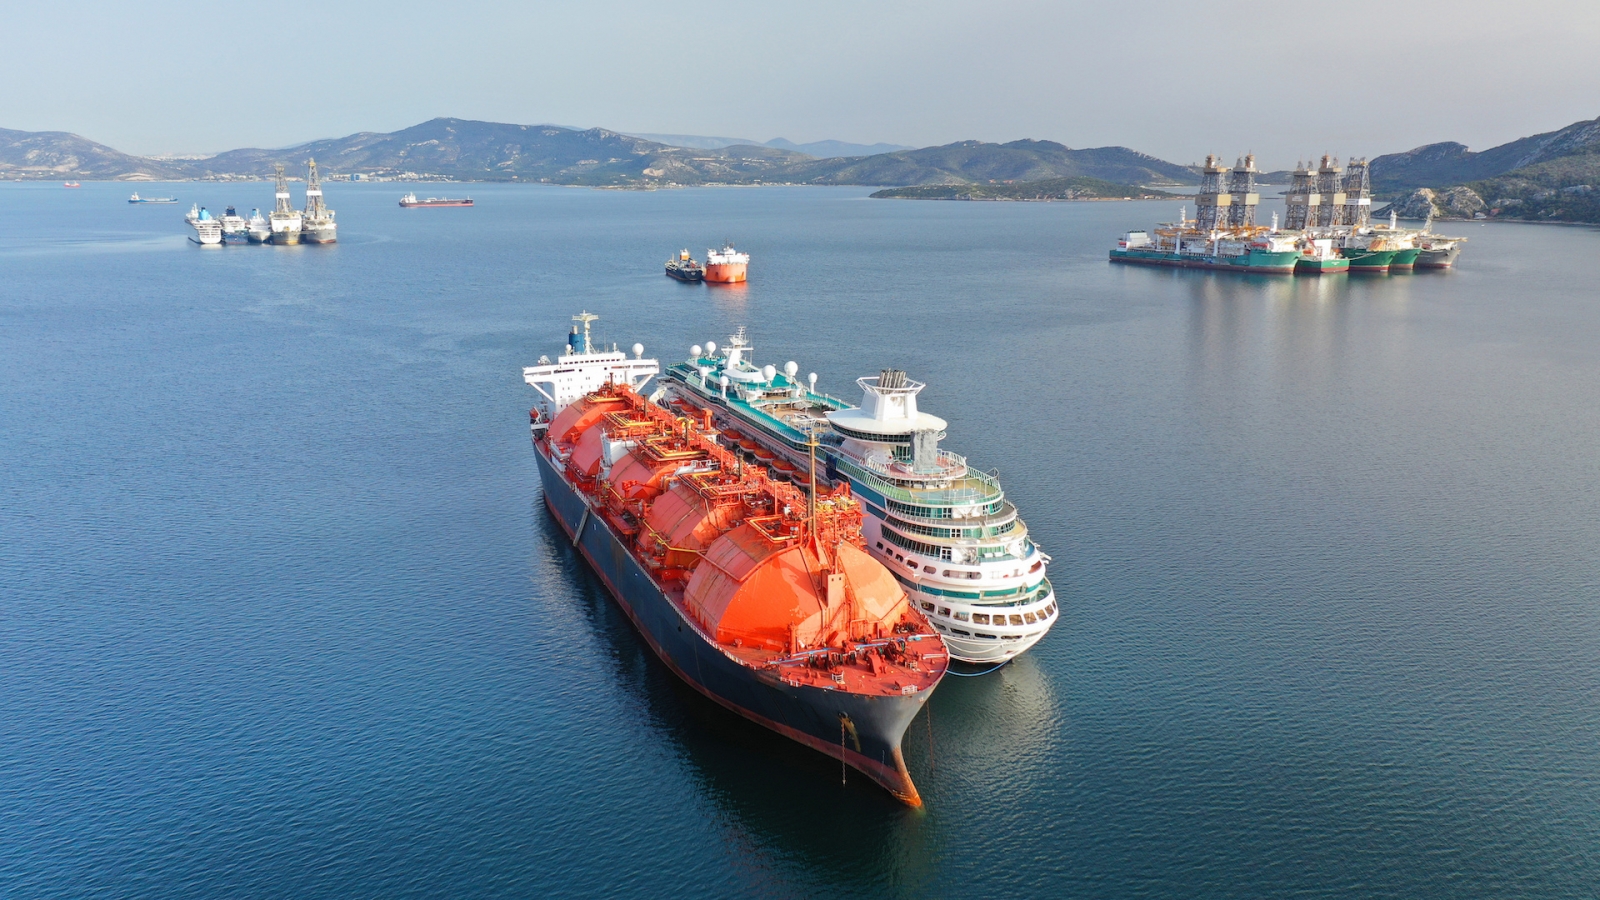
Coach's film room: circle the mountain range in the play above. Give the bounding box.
[627,134,912,157]
[0,118,1192,189]
[1370,115,1600,222]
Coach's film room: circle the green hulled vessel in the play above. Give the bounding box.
[1341,247,1400,272]
[1112,229,1300,274]
[1389,247,1422,270]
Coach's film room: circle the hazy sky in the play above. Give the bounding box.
[9,0,1600,167]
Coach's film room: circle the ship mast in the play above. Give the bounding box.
[573,311,599,354]
[273,163,293,215]
[305,159,325,218]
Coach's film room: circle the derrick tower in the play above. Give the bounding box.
[1314,155,1345,228]
[1283,159,1317,230]
[1193,154,1232,232]
[273,163,294,216]
[305,159,326,219]
[1340,158,1371,227]
[1225,154,1260,229]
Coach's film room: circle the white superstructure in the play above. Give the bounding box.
[661,333,1058,665]
[523,312,660,429]
[823,371,1056,663]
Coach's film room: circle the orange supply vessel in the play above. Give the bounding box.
[529,370,947,804]
[704,244,749,283]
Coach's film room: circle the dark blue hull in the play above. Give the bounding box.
[532,444,932,803]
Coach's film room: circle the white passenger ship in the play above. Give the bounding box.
[658,329,1057,664]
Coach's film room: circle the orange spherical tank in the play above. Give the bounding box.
[607,446,683,502]
[548,393,628,446]
[684,525,910,651]
[641,479,748,567]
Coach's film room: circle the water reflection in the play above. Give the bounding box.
[528,502,1065,897]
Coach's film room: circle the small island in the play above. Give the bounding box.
[870,177,1180,201]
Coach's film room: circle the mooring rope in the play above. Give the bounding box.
[943,660,1012,678]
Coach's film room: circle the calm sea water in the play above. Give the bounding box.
[3,182,1598,898]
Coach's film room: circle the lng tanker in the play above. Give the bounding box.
[660,329,1058,665]
[524,314,947,804]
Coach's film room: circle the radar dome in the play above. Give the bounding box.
[783,361,799,377]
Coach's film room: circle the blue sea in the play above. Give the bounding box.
[3,181,1598,898]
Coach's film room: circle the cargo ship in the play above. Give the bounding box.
[300,159,337,244]
[1294,237,1349,274]
[1416,234,1465,268]
[660,329,1058,665]
[704,244,749,283]
[400,193,473,208]
[665,249,704,282]
[129,193,177,204]
[268,163,302,245]
[525,313,947,804]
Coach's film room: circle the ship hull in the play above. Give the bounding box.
[301,224,337,244]
[665,265,704,283]
[1294,256,1350,275]
[1389,248,1421,270]
[400,200,473,208]
[1340,248,1397,272]
[704,262,747,283]
[1109,248,1298,274]
[247,229,271,244]
[270,230,301,245]
[1416,245,1462,268]
[533,444,931,804]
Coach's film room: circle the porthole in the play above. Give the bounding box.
[938,607,951,617]
[923,565,935,574]
[951,629,971,637]
[920,601,935,612]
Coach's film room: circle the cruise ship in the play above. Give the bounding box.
[659,329,1057,664]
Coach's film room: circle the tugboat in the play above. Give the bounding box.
[704,244,749,283]
[524,313,947,804]
[664,249,704,282]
